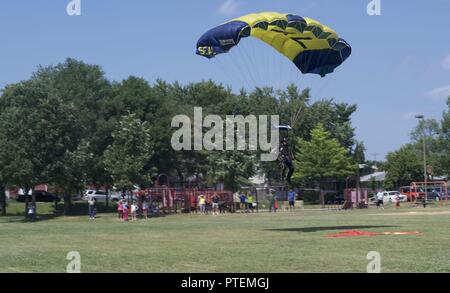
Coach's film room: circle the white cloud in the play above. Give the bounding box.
[395,55,415,72]
[429,85,450,100]
[442,54,450,71]
[218,0,239,16]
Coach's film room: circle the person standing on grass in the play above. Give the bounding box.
[117,200,124,220]
[376,191,384,210]
[395,194,401,209]
[212,193,220,215]
[88,197,96,220]
[274,194,279,212]
[246,193,254,213]
[142,200,149,220]
[93,198,98,218]
[268,190,279,212]
[28,202,36,222]
[267,191,273,212]
[239,192,247,213]
[131,202,138,221]
[288,189,296,212]
[123,201,129,221]
[198,194,206,214]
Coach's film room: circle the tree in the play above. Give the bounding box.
[438,97,450,176]
[205,150,256,192]
[103,114,155,192]
[54,140,93,214]
[0,113,9,216]
[0,80,81,216]
[0,58,114,215]
[384,144,423,188]
[0,58,362,211]
[302,100,357,151]
[353,141,366,164]
[293,124,355,206]
[0,111,17,216]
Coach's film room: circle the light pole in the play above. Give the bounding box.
[415,115,427,204]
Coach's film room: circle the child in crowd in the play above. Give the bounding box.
[122,201,129,221]
[131,202,138,221]
[142,201,149,220]
[117,201,124,220]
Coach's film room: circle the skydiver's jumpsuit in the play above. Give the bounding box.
[280,141,294,185]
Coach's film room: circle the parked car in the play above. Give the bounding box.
[426,188,449,201]
[110,192,138,202]
[17,191,61,203]
[83,190,108,201]
[383,191,407,203]
[83,190,123,202]
[399,186,425,201]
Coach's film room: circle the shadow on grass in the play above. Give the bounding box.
[64,201,118,216]
[1,201,167,223]
[1,201,117,222]
[266,225,399,233]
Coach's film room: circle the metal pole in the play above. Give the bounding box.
[423,125,428,204]
[416,115,427,205]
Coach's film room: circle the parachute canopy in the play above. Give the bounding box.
[196,12,351,77]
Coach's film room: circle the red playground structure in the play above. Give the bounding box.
[134,187,234,214]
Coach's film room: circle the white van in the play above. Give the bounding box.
[83,190,108,201]
[83,190,122,202]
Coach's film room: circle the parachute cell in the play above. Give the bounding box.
[196,12,351,77]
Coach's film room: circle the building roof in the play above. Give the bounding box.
[360,171,386,183]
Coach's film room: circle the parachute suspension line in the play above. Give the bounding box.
[292,99,306,129]
[277,52,285,92]
[215,55,245,90]
[249,40,262,87]
[272,44,277,92]
[235,45,258,90]
[292,61,308,130]
[315,75,334,100]
[211,58,241,90]
[262,43,269,88]
[239,41,261,88]
[227,50,253,90]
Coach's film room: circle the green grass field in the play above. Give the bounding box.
[1,201,450,273]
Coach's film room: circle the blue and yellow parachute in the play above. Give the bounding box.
[196,12,351,77]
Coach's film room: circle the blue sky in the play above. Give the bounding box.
[1,0,450,160]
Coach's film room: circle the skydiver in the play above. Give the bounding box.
[280,137,295,185]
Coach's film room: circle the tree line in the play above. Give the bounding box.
[383,99,450,189]
[0,58,362,215]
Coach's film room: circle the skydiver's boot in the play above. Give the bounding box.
[281,166,287,182]
[287,167,294,185]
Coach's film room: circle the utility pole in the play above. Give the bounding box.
[371,153,378,162]
[415,115,428,205]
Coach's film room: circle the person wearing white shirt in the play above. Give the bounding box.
[376,191,384,210]
[131,203,138,221]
